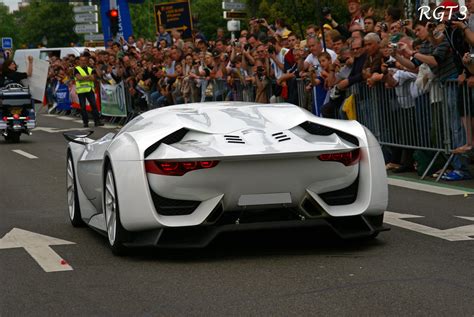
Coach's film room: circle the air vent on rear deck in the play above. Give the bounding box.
[299,122,359,146]
[272,132,291,142]
[224,135,245,144]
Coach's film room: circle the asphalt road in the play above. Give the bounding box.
[1,113,473,316]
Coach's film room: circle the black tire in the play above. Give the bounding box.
[66,152,85,227]
[5,132,20,143]
[104,164,129,256]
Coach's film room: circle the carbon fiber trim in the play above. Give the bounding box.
[149,190,200,216]
[319,177,359,206]
[144,128,189,158]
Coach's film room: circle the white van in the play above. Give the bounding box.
[13,47,103,71]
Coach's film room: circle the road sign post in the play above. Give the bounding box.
[1,37,13,49]
[223,11,247,20]
[73,4,100,41]
[74,24,99,34]
[223,1,246,42]
[74,12,99,23]
[73,5,98,13]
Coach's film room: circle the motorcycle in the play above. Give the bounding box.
[0,83,36,143]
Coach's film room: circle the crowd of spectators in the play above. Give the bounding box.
[44,0,474,180]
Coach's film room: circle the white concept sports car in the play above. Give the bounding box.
[64,102,388,254]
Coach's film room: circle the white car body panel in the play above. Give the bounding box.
[66,102,388,245]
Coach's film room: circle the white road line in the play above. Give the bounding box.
[12,149,38,159]
[56,116,77,121]
[387,178,474,196]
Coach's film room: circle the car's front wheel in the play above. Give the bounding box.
[104,165,129,256]
[66,152,85,227]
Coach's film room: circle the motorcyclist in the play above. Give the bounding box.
[1,56,33,86]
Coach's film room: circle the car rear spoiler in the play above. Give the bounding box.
[63,130,94,145]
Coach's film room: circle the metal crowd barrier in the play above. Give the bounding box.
[352,79,472,181]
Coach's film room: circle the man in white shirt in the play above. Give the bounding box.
[304,37,337,72]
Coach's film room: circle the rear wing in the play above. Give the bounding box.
[63,130,94,145]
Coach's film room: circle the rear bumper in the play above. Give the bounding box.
[123,213,389,248]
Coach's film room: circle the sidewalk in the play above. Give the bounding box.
[387,167,474,192]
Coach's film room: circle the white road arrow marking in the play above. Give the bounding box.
[385,212,474,241]
[0,228,75,272]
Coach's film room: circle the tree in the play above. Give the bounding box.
[191,0,227,40]
[0,3,19,48]
[15,1,80,48]
[129,0,156,40]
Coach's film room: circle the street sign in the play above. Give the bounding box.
[227,20,241,32]
[1,37,13,49]
[74,23,99,34]
[73,5,98,13]
[222,1,246,11]
[74,12,98,23]
[154,1,193,39]
[84,33,105,41]
[223,11,247,20]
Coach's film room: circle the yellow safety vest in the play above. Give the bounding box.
[75,66,94,94]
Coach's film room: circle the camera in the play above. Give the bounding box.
[401,19,411,26]
[389,43,398,49]
[288,64,298,73]
[244,43,251,51]
[268,45,276,54]
[322,6,331,16]
[256,66,265,80]
[445,12,466,27]
[385,61,397,68]
[427,21,441,29]
[338,57,348,64]
[451,11,465,22]
[381,22,388,32]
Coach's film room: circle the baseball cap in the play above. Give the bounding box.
[439,0,459,10]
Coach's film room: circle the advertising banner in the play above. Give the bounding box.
[100,82,127,117]
[54,83,71,111]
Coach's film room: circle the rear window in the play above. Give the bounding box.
[39,50,60,61]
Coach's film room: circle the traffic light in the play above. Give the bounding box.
[108,9,119,37]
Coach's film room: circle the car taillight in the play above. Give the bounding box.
[13,114,20,120]
[145,160,219,176]
[25,116,30,121]
[2,117,7,122]
[318,149,360,166]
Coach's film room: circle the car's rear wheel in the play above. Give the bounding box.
[104,165,128,256]
[66,152,85,227]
